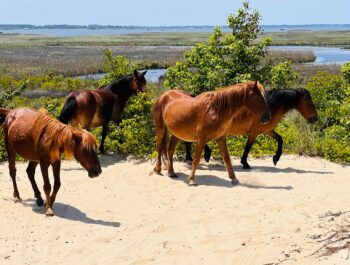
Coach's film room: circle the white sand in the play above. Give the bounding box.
[0,155,349,265]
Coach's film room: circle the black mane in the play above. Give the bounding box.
[104,74,133,101]
[266,88,303,110]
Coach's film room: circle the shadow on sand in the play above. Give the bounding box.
[183,163,333,175]
[172,172,293,190]
[22,199,120,228]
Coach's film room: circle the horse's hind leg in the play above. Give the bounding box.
[40,161,54,216]
[50,160,61,208]
[154,128,166,174]
[266,130,283,166]
[26,161,44,207]
[185,142,193,164]
[168,135,179,178]
[188,140,205,186]
[217,137,239,185]
[5,138,21,202]
[153,104,167,174]
[203,144,212,162]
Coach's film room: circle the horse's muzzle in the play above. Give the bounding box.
[260,112,272,124]
[88,166,102,178]
[308,115,318,124]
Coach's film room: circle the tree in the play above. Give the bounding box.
[164,1,272,95]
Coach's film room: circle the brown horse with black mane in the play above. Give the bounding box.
[0,108,102,216]
[59,70,147,154]
[154,81,271,186]
[185,88,318,169]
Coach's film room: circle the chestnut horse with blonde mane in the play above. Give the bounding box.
[0,108,102,216]
[185,88,318,168]
[153,81,271,186]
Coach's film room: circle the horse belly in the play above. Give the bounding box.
[164,102,198,141]
[8,127,40,161]
[91,113,104,127]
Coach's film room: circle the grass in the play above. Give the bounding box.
[2,30,350,47]
[0,45,316,77]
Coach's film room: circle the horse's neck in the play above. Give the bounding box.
[268,91,299,116]
[108,78,133,103]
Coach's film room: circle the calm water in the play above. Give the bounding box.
[78,46,350,82]
[77,69,166,83]
[270,46,350,64]
[2,25,350,36]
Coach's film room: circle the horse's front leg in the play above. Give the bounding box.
[40,161,54,216]
[266,130,283,166]
[26,161,43,206]
[99,122,109,154]
[216,137,239,185]
[188,140,205,186]
[240,134,257,169]
[50,160,61,208]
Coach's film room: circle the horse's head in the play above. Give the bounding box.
[245,81,271,124]
[130,70,147,94]
[72,130,102,178]
[295,89,318,124]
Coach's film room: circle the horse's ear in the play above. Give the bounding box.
[133,70,139,78]
[141,70,147,76]
[254,81,259,88]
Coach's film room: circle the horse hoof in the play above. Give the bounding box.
[242,164,251,170]
[231,178,240,186]
[14,197,22,203]
[168,173,178,178]
[36,198,44,207]
[154,167,161,174]
[46,208,55,217]
[188,180,197,186]
[273,156,279,166]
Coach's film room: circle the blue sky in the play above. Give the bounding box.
[1,0,349,26]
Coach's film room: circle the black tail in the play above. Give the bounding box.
[0,108,10,124]
[59,96,77,124]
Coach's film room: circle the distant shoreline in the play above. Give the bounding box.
[1,24,350,31]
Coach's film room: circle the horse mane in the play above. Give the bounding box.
[102,74,133,101]
[32,109,97,162]
[266,88,304,110]
[198,82,253,121]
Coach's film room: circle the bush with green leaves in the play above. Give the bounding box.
[306,71,350,163]
[164,2,299,94]
[164,2,272,94]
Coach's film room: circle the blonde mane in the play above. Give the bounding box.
[32,109,97,162]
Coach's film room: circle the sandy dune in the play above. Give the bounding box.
[0,155,349,265]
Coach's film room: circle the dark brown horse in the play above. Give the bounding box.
[185,88,318,168]
[59,70,147,153]
[153,81,271,186]
[0,108,102,216]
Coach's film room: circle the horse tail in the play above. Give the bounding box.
[59,96,77,124]
[0,108,10,125]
